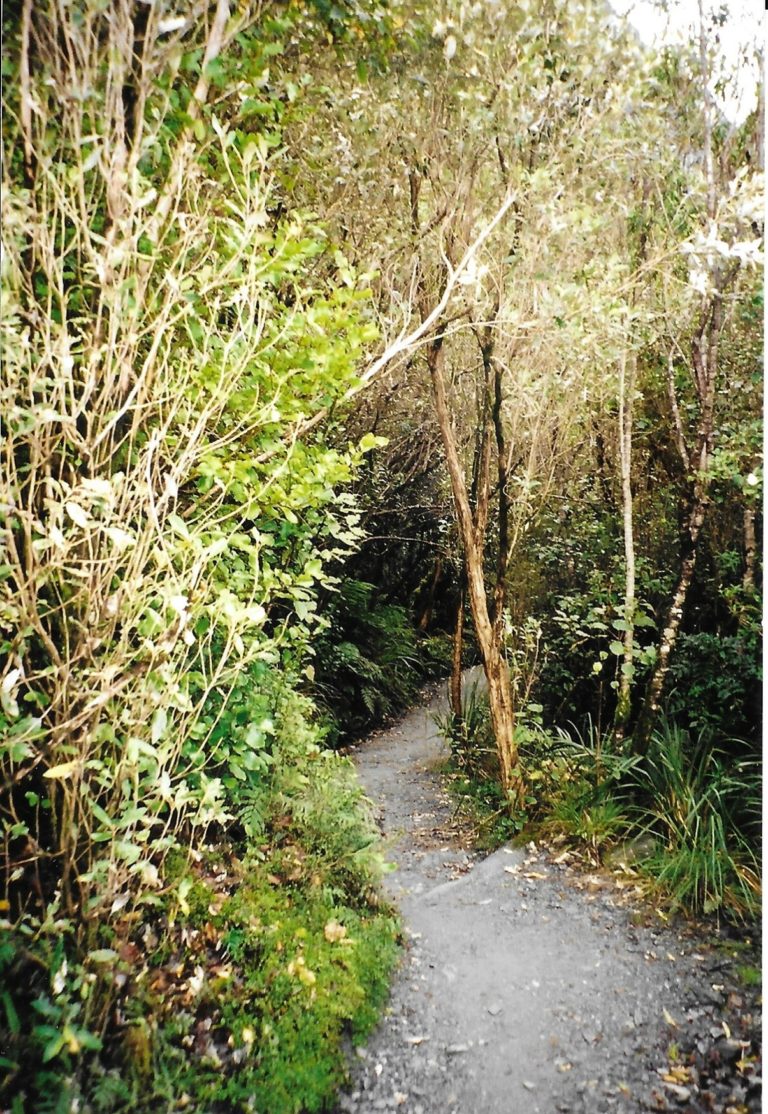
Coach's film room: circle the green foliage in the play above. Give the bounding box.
[148,882,397,1114]
[436,684,520,848]
[667,631,761,743]
[735,964,762,988]
[438,682,761,920]
[0,6,399,1110]
[630,723,761,918]
[515,486,665,730]
[514,714,761,918]
[1,677,399,1112]
[315,579,450,742]
[517,717,640,856]
[436,681,497,782]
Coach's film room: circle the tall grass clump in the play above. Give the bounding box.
[438,678,760,921]
[522,718,638,855]
[630,722,761,918]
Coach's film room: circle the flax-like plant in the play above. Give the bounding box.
[632,722,761,917]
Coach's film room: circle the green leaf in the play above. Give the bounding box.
[42,1033,65,1063]
[609,640,625,655]
[88,949,118,964]
[75,1028,102,1051]
[1,991,20,1036]
[113,841,142,865]
[90,802,114,830]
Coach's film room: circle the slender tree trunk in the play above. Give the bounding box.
[635,8,737,753]
[482,640,518,797]
[614,349,636,740]
[426,339,524,807]
[417,556,442,631]
[408,169,522,806]
[636,290,723,754]
[635,487,709,750]
[742,505,757,594]
[450,588,464,718]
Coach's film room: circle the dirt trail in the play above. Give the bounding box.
[335,681,761,1114]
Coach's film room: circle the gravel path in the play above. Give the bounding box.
[335,681,762,1114]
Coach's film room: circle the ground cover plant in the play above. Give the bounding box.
[440,685,761,922]
[0,666,400,1112]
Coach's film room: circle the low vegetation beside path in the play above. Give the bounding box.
[1,679,399,1112]
[439,681,761,922]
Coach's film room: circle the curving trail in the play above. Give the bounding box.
[335,681,761,1114]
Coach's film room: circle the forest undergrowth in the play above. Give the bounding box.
[439,681,761,923]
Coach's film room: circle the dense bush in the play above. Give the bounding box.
[314,579,452,744]
[0,4,398,1109]
[0,676,399,1112]
[667,631,761,745]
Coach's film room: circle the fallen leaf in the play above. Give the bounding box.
[663,1066,692,1084]
[324,920,347,944]
[662,1007,679,1028]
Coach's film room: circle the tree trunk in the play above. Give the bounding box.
[409,169,522,807]
[417,556,443,632]
[614,349,636,740]
[450,588,464,719]
[742,505,756,594]
[482,643,519,800]
[426,338,524,808]
[635,489,709,751]
[635,12,735,753]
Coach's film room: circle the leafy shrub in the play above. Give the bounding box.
[1,676,399,1112]
[315,579,450,742]
[666,631,761,744]
[0,7,397,1108]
